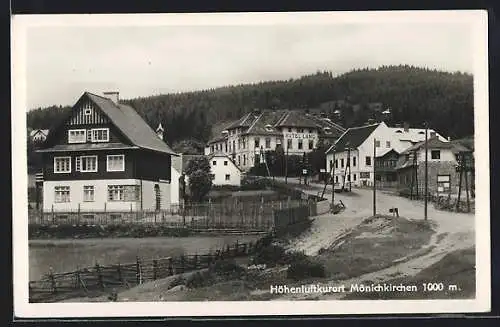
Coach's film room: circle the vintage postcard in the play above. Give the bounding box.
[12,11,490,318]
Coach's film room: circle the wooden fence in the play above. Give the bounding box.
[29,239,260,303]
[28,199,311,231]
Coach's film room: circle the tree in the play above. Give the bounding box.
[172,139,205,154]
[185,157,213,202]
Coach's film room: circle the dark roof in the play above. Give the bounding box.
[326,123,380,153]
[275,111,318,128]
[401,136,470,154]
[225,113,256,130]
[244,110,288,135]
[85,93,177,155]
[37,143,139,152]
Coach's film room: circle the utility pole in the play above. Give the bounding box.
[331,148,335,208]
[373,138,376,217]
[424,122,428,221]
[284,143,288,184]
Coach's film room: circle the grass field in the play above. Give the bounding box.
[29,235,260,281]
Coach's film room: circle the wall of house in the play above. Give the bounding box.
[398,161,462,195]
[134,150,172,182]
[209,156,242,186]
[43,179,140,212]
[282,127,319,155]
[170,167,181,205]
[140,179,171,211]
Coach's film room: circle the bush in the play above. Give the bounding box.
[287,258,326,280]
[210,259,246,278]
[252,244,287,267]
[185,271,213,288]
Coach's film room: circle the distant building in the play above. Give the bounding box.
[36,91,178,213]
[208,153,243,186]
[396,136,471,195]
[30,129,49,143]
[325,121,448,188]
[205,109,345,171]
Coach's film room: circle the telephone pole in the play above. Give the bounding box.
[373,138,377,217]
[331,149,335,208]
[424,122,428,221]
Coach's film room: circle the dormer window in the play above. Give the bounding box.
[395,130,403,133]
[265,124,273,132]
[323,127,331,134]
[91,128,109,142]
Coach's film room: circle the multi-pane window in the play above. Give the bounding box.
[83,185,95,202]
[243,155,247,165]
[54,186,70,202]
[265,138,271,149]
[298,139,303,150]
[254,138,260,149]
[386,141,391,148]
[107,155,125,172]
[225,174,230,181]
[54,157,71,173]
[224,160,228,166]
[308,140,314,150]
[353,174,357,181]
[340,158,344,168]
[76,156,98,172]
[431,150,441,160]
[68,129,86,143]
[287,139,292,149]
[108,185,124,201]
[375,140,381,147]
[365,156,372,166]
[91,128,109,142]
[353,157,357,167]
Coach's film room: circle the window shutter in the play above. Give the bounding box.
[75,157,81,171]
[87,130,92,142]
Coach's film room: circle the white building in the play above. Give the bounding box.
[205,109,345,171]
[208,154,243,186]
[325,121,447,188]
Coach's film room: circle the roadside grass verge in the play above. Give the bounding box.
[343,247,475,299]
[317,215,435,279]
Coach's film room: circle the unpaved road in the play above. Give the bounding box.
[275,178,475,300]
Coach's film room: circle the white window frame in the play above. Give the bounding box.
[83,185,95,202]
[54,186,70,203]
[91,128,110,143]
[108,185,124,201]
[83,103,93,116]
[68,129,87,144]
[78,155,98,173]
[107,154,125,172]
[54,156,71,173]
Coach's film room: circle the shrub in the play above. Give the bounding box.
[287,258,326,280]
[252,244,287,267]
[210,259,246,278]
[185,271,213,288]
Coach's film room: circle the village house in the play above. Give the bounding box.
[30,129,50,143]
[325,121,447,188]
[205,109,345,171]
[36,91,178,213]
[208,153,243,186]
[396,136,471,196]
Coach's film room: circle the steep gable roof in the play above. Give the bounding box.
[326,123,380,153]
[43,92,177,155]
[275,110,318,129]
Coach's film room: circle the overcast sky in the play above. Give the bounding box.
[25,21,473,109]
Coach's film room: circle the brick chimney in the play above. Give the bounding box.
[103,91,119,104]
[403,122,409,132]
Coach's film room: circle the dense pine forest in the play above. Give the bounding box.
[27,65,474,148]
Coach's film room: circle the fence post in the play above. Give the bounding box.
[193,254,198,270]
[77,203,81,225]
[235,240,239,256]
[96,262,104,289]
[153,259,158,280]
[136,256,141,285]
[207,199,212,229]
[168,258,174,276]
[49,268,57,294]
[117,263,123,283]
[180,255,185,273]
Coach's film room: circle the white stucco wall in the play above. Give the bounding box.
[209,156,242,186]
[140,179,171,211]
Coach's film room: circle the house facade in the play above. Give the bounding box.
[396,136,471,196]
[325,121,447,188]
[37,91,178,213]
[209,154,243,186]
[205,109,345,171]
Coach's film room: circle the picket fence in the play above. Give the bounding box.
[29,239,261,303]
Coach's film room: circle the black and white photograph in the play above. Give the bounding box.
[12,11,490,317]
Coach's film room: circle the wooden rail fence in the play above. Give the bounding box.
[29,239,260,303]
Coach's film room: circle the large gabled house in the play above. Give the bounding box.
[36,91,178,213]
[205,109,345,171]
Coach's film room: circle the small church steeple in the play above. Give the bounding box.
[156,123,164,140]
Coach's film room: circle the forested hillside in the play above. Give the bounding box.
[27,65,474,145]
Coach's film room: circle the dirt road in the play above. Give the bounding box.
[275,178,475,300]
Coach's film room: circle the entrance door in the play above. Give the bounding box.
[154,184,161,211]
